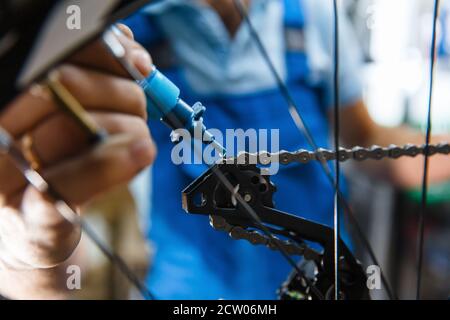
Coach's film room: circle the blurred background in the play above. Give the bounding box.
[72,0,450,300]
[347,0,450,300]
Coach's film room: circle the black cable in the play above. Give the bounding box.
[232,0,397,300]
[332,0,341,300]
[58,195,156,300]
[45,78,156,299]
[416,0,440,300]
[105,30,325,300]
[0,129,155,300]
[207,164,325,300]
[78,219,156,300]
[232,0,317,150]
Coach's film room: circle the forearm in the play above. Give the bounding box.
[338,100,450,188]
[358,125,450,188]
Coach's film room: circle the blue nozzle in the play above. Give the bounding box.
[140,67,180,120]
[141,67,204,134]
[140,67,226,155]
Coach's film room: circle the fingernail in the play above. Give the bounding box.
[133,51,152,76]
[130,139,155,168]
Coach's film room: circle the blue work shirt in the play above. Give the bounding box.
[125,0,364,299]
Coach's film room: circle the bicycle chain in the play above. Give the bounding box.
[209,215,321,262]
[211,142,450,260]
[220,142,450,166]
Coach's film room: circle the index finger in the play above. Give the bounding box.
[68,24,152,78]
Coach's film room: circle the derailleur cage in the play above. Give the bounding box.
[182,163,369,299]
